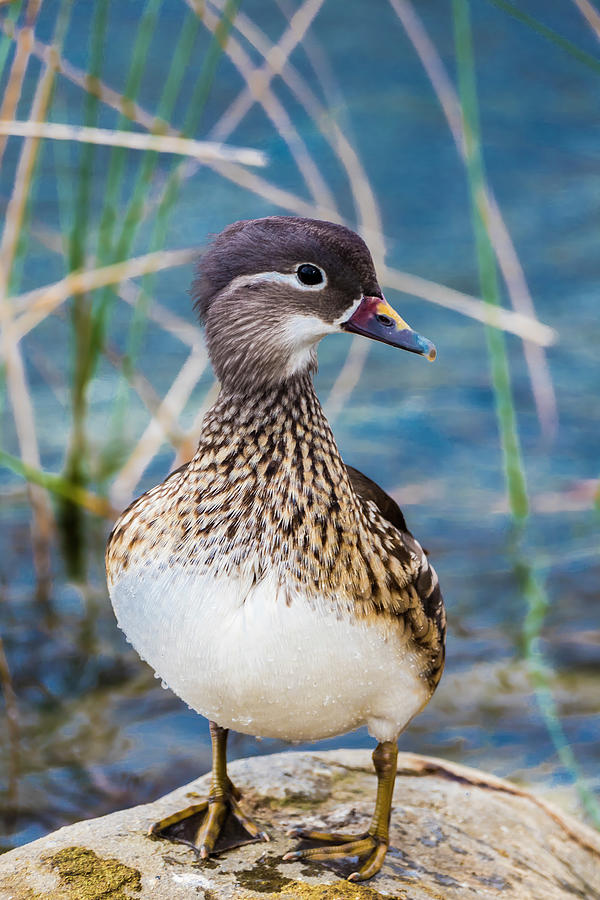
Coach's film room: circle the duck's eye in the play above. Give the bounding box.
[296,263,324,286]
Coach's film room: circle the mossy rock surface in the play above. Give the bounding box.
[1,749,599,899]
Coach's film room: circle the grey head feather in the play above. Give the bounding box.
[192,216,381,323]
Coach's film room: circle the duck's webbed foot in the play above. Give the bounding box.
[283,741,397,882]
[149,723,269,858]
[284,830,388,882]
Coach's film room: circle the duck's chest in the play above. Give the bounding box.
[106,385,429,741]
[109,557,428,743]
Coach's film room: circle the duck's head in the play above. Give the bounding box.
[193,216,436,392]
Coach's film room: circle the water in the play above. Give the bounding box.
[0,0,599,852]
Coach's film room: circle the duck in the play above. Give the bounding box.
[105,215,446,882]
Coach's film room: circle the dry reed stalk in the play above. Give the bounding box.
[11,248,197,339]
[19,215,210,500]
[573,0,600,39]
[187,155,339,219]
[27,218,64,254]
[0,120,268,166]
[388,0,557,436]
[225,0,387,251]
[0,16,169,134]
[307,121,384,409]
[0,25,59,586]
[268,0,388,252]
[2,1,558,349]
[205,0,457,433]
[27,339,67,405]
[381,264,556,346]
[0,0,41,166]
[109,348,209,506]
[205,0,342,210]
[28,220,203,348]
[188,0,333,208]
[103,346,171,430]
[26,221,209,496]
[208,0,325,143]
[206,0,398,420]
[1,13,339,227]
[118,280,203,350]
[249,1,386,404]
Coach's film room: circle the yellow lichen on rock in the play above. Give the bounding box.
[271,880,393,899]
[43,846,141,899]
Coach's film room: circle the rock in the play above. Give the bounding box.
[1,749,599,899]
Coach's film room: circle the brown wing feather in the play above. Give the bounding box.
[345,463,446,679]
[345,464,410,535]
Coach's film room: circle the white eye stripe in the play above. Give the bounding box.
[217,266,328,297]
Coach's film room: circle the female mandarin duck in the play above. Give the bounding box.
[106,216,445,882]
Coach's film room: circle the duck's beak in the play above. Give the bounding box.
[341,295,436,361]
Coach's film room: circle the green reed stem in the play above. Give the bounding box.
[0,450,112,517]
[70,0,111,273]
[486,0,600,76]
[96,0,164,267]
[453,0,527,522]
[58,0,163,488]
[453,0,600,826]
[518,556,600,825]
[66,0,111,419]
[93,8,202,476]
[111,7,202,375]
[87,0,164,379]
[57,0,111,575]
[111,9,201,271]
[0,0,22,78]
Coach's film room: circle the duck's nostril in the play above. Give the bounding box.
[375,314,394,327]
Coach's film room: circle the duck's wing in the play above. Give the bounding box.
[345,463,446,679]
[345,464,410,535]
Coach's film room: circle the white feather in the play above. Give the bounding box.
[110,559,429,744]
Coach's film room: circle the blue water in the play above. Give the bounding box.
[0,0,599,851]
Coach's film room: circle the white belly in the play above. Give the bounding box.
[109,562,429,743]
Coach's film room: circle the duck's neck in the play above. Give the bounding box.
[190,374,362,589]
[199,374,324,447]
[195,373,348,495]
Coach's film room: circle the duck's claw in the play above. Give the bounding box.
[348,840,389,882]
[283,831,387,881]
